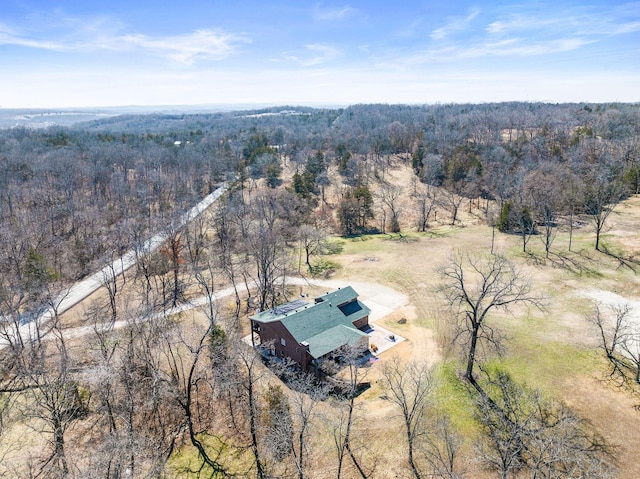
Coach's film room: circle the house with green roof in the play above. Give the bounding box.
[249,286,371,370]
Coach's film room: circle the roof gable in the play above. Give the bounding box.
[304,324,367,358]
[313,285,359,306]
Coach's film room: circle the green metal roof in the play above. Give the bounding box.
[250,286,371,359]
[314,285,360,307]
[304,324,368,359]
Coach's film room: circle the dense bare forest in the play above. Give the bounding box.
[1,102,639,478]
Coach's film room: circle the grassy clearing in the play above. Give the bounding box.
[168,434,252,478]
[494,338,601,393]
[432,361,478,434]
[309,258,341,278]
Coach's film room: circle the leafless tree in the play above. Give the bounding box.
[99,253,120,324]
[85,304,185,478]
[237,344,268,479]
[330,345,372,479]
[588,303,640,385]
[18,325,86,478]
[381,358,465,479]
[297,224,327,273]
[377,183,403,233]
[439,186,465,226]
[0,358,20,477]
[133,312,186,475]
[474,370,614,479]
[380,358,433,479]
[183,211,208,267]
[130,234,157,309]
[163,311,227,477]
[421,415,465,479]
[245,217,289,312]
[438,252,541,388]
[210,324,246,437]
[211,200,244,321]
[583,170,623,252]
[163,225,187,309]
[413,183,438,232]
[286,370,330,479]
[85,302,119,435]
[261,383,293,464]
[562,173,584,252]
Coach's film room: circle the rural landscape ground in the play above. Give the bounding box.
[9,159,638,477]
[1,101,639,478]
[305,163,640,476]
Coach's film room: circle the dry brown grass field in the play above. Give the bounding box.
[315,162,640,477]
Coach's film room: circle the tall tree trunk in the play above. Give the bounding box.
[54,418,69,476]
[465,322,480,381]
[407,426,421,479]
[248,371,265,479]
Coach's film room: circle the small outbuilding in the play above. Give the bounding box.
[249,286,371,370]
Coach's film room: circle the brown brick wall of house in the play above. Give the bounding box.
[252,320,312,369]
[352,315,370,330]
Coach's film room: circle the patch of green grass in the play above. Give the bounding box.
[515,245,606,280]
[380,316,409,333]
[168,433,250,478]
[380,232,421,242]
[432,360,478,435]
[419,228,455,239]
[431,308,603,419]
[545,250,605,279]
[493,227,610,279]
[599,239,639,272]
[340,234,385,254]
[321,238,344,255]
[309,258,341,278]
[497,330,601,394]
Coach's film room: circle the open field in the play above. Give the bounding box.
[310,189,640,476]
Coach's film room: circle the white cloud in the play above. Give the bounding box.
[397,18,424,38]
[1,3,638,108]
[121,30,248,64]
[420,4,638,66]
[284,43,342,66]
[460,37,593,59]
[0,13,247,64]
[377,35,593,68]
[430,9,480,40]
[608,20,640,34]
[486,16,558,35]
[0,31,65,50]
[486,6,640,38]
[0,21,19,36]
[313,4,357,21]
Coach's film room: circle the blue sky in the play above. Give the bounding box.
[1,1,638,108]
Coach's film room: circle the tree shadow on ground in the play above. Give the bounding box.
[599,244,638,274]
[546,251,604,277]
